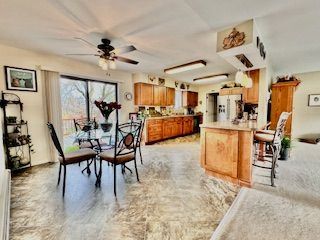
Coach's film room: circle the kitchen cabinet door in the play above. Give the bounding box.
[183,117,194,135]
[159,86,167,106]
[166,87,175,106]
[134,83,154,106]
[243,69,259,104]
[153,85,161,106]
[182,91,198,107]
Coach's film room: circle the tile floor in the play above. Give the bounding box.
[10,135,239,240]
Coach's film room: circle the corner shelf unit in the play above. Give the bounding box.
[0,92,34,171]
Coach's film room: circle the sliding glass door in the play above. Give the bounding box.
[88,81,117,124]
[60,76,117,150]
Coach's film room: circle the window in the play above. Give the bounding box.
[60,76,117,150]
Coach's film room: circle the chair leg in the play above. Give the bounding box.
[113,164,117,196]
[86,160,91,175]
[57,164,62,185]
[134,159,140,182]
[139,145,143,164]
[62,165,67,197]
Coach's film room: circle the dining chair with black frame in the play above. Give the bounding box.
[96,120,142,196]
[47,123,97,197]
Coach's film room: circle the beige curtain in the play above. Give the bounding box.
[41,70,63,162]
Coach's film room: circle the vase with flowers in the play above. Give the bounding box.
[94,100,121,132]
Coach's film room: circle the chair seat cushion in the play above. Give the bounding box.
[99,149,134,164]
[254,133,274,143]
[256,129,275,135]
[59,148,96,164]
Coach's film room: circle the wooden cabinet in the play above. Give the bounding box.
[134,83,154,106]
[166,87,175,106]
[243,69,259,104]
[182,91,198,107]
[201,128,238,178]
[200,127,253,187]
[270,80,300,136]
[146,119,163,142]
[183,117,194,135]
[163,118,175,139]
[134,83,173,106]
[219,87,243,96]
[146,116,195,143]
[153,85,167,106]
[173,117,183,136]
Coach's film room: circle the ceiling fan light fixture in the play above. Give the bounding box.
[108,60,116,70]
[164,60,206,74]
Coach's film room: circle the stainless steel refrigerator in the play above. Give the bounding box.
[217,94,242,121]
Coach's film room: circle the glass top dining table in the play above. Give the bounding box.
[74,129,114,151]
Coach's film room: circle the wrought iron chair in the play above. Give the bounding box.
[135,118,145,165]
[47,123,97,196]
[96,121,142,196]
[253,112,291,186]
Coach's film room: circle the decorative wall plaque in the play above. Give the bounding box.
[223,28,245,50]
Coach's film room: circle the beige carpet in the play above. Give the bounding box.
[213,142,320,240]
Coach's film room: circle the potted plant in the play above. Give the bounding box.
[94,100,121,132]
[280,137,291,160]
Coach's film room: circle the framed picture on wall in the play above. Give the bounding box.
[4,66,37,92]
[308,94,320,107]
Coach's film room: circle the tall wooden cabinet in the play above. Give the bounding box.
[270,80,300,136]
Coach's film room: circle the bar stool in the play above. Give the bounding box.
[253,112,291,186]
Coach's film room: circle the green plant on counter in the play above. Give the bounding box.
[281,137,291,149]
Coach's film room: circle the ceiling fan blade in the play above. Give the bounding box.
[114,56,139,65]
[74,37,101,52]
[112,45,137,55]
[65,53,99,56]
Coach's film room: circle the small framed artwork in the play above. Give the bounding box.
[308,94,320,107]
[4,66,37,92]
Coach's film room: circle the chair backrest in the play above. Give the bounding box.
[273,112,292,145]
[47,123,64,158]
[115,121,142,157]
[74,118,98,132]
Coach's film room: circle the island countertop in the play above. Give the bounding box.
[200,121,258,131]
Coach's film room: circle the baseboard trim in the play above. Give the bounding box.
[211,187,248,240]
[0,170,11,240]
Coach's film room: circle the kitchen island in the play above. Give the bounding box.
[200,121,257,187]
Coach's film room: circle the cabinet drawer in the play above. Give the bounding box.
[148,133,162,142]
[174,117,183,122]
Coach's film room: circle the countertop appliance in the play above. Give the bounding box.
[217,94,242,121]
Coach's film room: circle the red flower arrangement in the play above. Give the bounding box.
[94,100,121,122]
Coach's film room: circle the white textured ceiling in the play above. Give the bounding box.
[0,0,319,82]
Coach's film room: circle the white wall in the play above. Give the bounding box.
[292,71,320,138]
[0,44,134,166]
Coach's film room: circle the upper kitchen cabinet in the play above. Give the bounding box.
[134,83,154,106]
[183,91,198,107]
[243,69,260,104]
[154,85,167,106]
[166,87,175,106]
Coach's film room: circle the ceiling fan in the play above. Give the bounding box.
[66,38,139,70]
